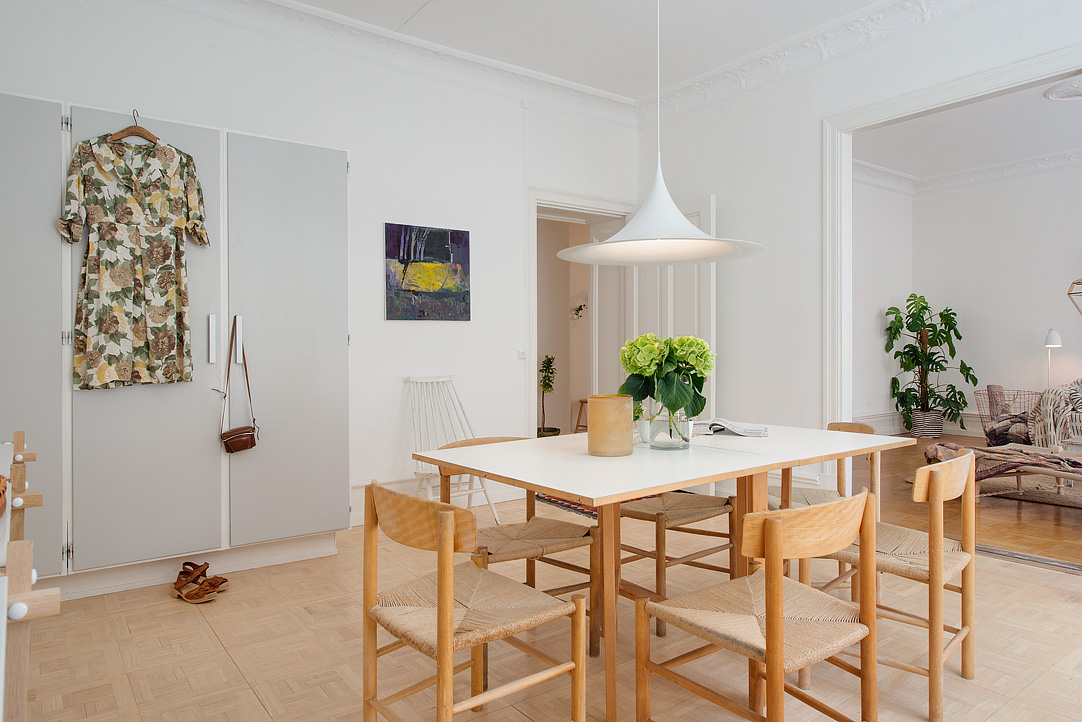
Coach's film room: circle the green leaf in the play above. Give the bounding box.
[684,391,706,418]
[655,371,693,414]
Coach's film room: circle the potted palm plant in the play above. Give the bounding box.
[537,355,561,437]
[886,294,978,437]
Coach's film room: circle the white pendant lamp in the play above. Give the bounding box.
[558,2,764,267]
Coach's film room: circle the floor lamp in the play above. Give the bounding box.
[1045,328,1062,387]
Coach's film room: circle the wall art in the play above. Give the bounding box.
[385,222,470,321]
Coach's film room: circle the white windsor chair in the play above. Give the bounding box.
[408,376,500,524]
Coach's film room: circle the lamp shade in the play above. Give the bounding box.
[1045,328,1062,348]
[557,156,764,266]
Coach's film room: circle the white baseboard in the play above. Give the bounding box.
[854,411,982,438]
[37,532,338,601]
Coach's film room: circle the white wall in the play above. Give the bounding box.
[645,0,1082,427]
[1,0,637,493]
[913,166,1082,397]
[852,183,913,420]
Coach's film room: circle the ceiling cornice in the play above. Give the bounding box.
[150,0,638,127]
[852,160,919,194]
[917,148,1082,192]
[854,149,1082,195]
[154,0,1000,129]
[638,0,1002,126]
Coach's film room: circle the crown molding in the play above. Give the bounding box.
[853,160,919,194]
[150,0,638,127]
[917,148,1082,192]
[854,148,1082,195]
[638,0,1002,126]
[153,0,1003,130]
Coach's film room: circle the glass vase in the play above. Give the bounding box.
[648,410,691,451]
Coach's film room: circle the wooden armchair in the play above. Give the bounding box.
[362,482,586,721]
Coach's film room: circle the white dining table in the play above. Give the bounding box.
[414,424,915,722]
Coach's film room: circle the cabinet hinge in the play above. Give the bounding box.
[61,114,72,131]
[61,330,74,345]
[346,161,350,174]
[347,334,351,346]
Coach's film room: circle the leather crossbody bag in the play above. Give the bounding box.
[220,318,259,453]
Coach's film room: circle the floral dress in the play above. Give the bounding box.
[59,135,209,390]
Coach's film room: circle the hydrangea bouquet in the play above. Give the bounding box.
[618,333,715,438]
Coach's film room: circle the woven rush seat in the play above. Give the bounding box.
[621,491,733,527]
[371,561,574,658]
[826,522,971,583]
[766,485,843,510]
[477,516,592,563]
[647,569,869,674]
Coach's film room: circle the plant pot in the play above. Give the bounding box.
[537,427,561,438]
[910,410,944,438]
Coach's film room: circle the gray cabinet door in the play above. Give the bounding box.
[226,134,348,546]
[0,93,65,576]
[69,107,223,570]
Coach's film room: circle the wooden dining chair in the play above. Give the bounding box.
[820,451,976,722]
[363,483,587,722]
[619,491,735,637]
[437,437,601,656]
[636,490,878,722]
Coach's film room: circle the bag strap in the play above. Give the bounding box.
[220,318,258,436]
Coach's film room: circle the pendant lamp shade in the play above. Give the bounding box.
[557,155,764,266]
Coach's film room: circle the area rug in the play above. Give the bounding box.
[978,473,1082,509]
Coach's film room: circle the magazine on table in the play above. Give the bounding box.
[692,417,769,437]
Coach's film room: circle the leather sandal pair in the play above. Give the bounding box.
[170,561,229,604]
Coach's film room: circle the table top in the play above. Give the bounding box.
[413,425,914,507]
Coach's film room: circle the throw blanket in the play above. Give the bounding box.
[1028,378,1082,447]
[926,442,1082,482]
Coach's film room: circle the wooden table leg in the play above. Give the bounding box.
[440,472,451,504]
[597,502,620,722]
[735,472,768,714]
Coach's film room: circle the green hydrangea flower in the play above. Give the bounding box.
[620,333,667,377]
[670,335,715,377]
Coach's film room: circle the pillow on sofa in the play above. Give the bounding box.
[1070,387,1082,412]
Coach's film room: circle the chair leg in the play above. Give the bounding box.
[470,645,484,712]
[478,477,501,525]
[363,615,377,722]
[571,595,587,722]
[962,559,975,680]
[589,529,601,657]
[797,557,811,690]
[655,514,667,637]
[473,549,491,691]
[928,579,944,722]
[414,474,431,501]
[636,597,651,722]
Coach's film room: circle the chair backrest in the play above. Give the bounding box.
[741,489,870,560]
[367,482,477,553]
[826,421,875,435]
[408,376,475,475]
[912,451,974,504]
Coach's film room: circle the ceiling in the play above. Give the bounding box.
[854,76,1082,181]
[290,0,893,101]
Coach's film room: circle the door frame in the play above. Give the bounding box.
[821,46,1082,429]
[526,189,636,437]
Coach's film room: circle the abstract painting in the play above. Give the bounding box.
[385,223,470,321]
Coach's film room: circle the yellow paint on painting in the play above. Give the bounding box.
[401,261,460,292]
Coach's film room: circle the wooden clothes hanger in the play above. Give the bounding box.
[107,109,159,144]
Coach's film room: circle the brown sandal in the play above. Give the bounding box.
[171,578,219,604]
[178,561,230,591]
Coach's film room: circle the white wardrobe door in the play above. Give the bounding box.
[0,93,65,576]
[226,133,349,546]
[69,107,223,570]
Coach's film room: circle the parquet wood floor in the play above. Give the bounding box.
[861,433,1082,567]
[27,465,1082,721]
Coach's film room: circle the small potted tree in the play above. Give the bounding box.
[537,355,561,437]
[885,294,979,437]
